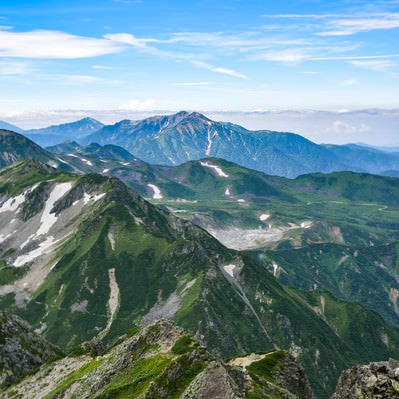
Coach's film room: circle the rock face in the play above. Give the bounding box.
[332,359,399,398]
[0,312,61,385]
[1,319,314,399]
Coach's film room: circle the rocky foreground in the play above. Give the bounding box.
[332,359,399,399]
[1,317,314,398]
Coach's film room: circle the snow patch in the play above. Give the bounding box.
[121,162,130,166]
[36,182,72,236]
[224,186,231,196]
[82,192,106,205]
[260,213,270,221]
[237,199,245,203]
[0,192,26,214]
[224,264,236,278]
[200,161,229,178]
[67,153,78,158]
[272,263,279,277]
[47,161,58,168]
[102,168,109,173]
[80,157,93,166]
[300,221,313,229]
[13,236,58,267]
[147,184,163,199]
[205,129,214,156]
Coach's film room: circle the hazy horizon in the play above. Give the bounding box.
[1,107,399,147]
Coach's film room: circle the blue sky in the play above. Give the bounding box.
[1,0,399,116]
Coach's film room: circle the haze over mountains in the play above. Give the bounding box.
[2,111,399,178]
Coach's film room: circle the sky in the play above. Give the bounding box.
[0,0,399,144]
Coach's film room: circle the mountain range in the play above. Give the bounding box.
[2,124,399,398]
[2,156,399,398]
[2,111,399,178]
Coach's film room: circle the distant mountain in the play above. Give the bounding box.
[25,117,104,147]
[83,111,399,178]
[0,129,72,171]
[46,140,82,154]
[0,120,24,134]
[48,141,135,162]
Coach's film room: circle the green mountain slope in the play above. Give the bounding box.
[0,130,72,171]
[2,161,399,397]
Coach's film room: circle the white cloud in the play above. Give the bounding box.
[104,33,161,49]
[192,61,248,79]
[66,75,103,83]
[350,59,396,71]
[0,30,123,58]
[119,98,156,110]
[327,120,370,134]
[316,13,399,36]
[0,61,32,75]
[168,81,215,87]
[92,64,113,70]
[342,78,358,85]
[251,49,310,63]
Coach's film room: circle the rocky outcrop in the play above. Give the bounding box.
[0,312,62,385]
[1,319,314,398]
[332,359,399,398]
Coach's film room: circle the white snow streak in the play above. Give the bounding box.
[82,192,106,205]
[272,263,279,277]
[80,158,93,166]
[260,214,270,221]
[102,169,109,173]
[36,182,72,236]
[224,186,231,196]
[224,264,236,278]
[200,161,229,178]
[147,184,163,199]
[13,236,58,267]
[0,192,26,214]
[205,129,213,156]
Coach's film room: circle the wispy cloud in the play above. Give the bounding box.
[316,13,399,36]
[0,30,122,58]
[168,81,215,87]
[350,59,396,71]
[192,61,248,79]
[250,48,310,63]
[119,98,155,110]
[0,61,32,75]
[341,78,358,86]
[92,65,113,70]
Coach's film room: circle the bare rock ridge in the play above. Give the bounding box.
[332,359,399,399]
[1,318,314,399]
[0,311,62,385]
